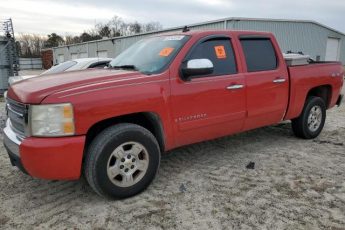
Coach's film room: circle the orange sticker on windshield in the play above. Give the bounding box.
[214,46,227,59]
[159,47,174,57]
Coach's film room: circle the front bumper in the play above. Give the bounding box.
[4,132,28,174]
[3,119,86,180]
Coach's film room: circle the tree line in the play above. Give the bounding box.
[18,15,163,58]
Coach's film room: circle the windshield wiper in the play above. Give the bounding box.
[111,65,138,71]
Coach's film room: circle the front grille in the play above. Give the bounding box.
[6,98,27,137]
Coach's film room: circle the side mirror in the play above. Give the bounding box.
[181,59,214,80]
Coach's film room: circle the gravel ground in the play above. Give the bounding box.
[0,87,344,229]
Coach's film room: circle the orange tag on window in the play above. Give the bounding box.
[214,46,227,59]
[159,47,174,57]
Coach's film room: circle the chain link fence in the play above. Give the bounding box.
[0,19,19,94]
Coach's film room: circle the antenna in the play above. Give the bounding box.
[182,26,190,33]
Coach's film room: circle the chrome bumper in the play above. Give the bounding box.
[4,91,8,114]
[3,119,22,157]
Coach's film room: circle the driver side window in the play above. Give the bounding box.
[187,38,237,77]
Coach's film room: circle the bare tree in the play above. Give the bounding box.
[109,16,124,37]
[143,22,163,32]
[32,34,45,55]
[18,34,31,57]
[18,15,164,50]
[17,34,47,58]
[95,23,111,38]
[129,21,142,34]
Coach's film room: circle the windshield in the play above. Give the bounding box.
[41,61,77,75]
[109,35,190,74]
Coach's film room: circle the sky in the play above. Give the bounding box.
[1,0,345,36]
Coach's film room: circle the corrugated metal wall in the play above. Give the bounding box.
[227,20,345,62]
[53,19,345,64]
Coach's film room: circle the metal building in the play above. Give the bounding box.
[53,17,345,64]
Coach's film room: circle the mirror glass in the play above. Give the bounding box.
[182,59,214,79]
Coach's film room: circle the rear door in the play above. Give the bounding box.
[239,36,289,130]
[170,36,246,147]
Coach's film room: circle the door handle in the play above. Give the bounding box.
[226,84,244,90]
[273,78,286,83]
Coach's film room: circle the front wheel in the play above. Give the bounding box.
[291,96,326,139]
[84,123,160,199]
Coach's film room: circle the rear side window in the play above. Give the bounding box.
[240,38,277,72]
[187,38,237,76]
[88,61,110,69]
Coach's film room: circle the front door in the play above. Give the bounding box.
[170,36,246,147]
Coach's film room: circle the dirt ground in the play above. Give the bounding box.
[0,87,344,229]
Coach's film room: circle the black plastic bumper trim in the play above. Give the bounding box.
[4,145,28,175]
[336,94,343,107]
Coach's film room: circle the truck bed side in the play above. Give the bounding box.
[284,62,344,120]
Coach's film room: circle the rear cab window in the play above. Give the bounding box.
[240,38,278,72]
[184,37,237,77]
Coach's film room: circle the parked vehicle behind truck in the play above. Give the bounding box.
[8,58,113,85]
[4,30,344,199]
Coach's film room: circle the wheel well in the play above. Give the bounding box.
[306,85,332,108]
[85,112,165,152]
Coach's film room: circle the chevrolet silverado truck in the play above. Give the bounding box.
[4,30,344,199]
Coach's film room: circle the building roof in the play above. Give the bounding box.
[53,17,345,49]
[218,17,345,36]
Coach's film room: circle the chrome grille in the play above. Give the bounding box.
[6,98,27,137]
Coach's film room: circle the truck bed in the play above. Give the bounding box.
[284,61,344,120]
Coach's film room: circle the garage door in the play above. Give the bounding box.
[325,38,340,61]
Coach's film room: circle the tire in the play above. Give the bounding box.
[84,123,160,199]
[291,96,326,139]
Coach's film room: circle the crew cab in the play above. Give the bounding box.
[3,30,344,199]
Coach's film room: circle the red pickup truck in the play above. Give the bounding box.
[4,30,344,199]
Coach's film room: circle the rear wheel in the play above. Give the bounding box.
[291,96,326,139]
[84,123,160,199]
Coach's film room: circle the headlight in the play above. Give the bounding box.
[30,103,75,137]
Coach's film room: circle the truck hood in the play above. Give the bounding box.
[9,75,38,85]
[7,69,142,104]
